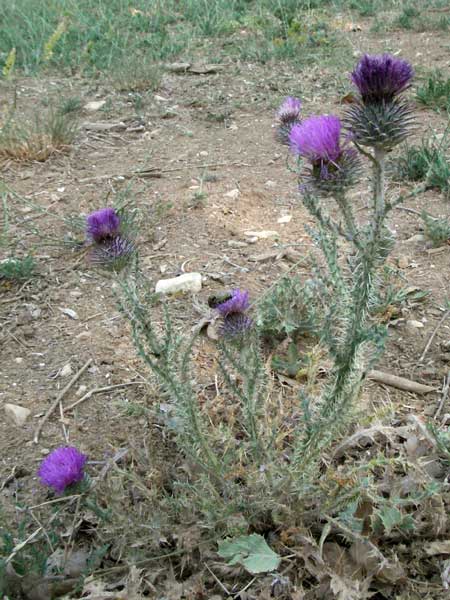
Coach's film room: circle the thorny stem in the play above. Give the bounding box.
[334,192,361,247]
[373,148,386,226]
[294,149,389,471]
[327,149,387,413]
[302,193,352,242]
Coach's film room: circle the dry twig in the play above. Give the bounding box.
[65,381,142,411]
[368,369,436,394]
[418,308,450,364]
[435,371,450,421]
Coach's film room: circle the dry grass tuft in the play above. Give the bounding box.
[0,110,77,162]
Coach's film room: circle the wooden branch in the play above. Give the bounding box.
[418,308,450,364]
[368,369,436,394]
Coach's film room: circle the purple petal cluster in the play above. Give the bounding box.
[351,53,414,104]
[38,446,87,494]
[86,208,120,243]
[289,115,360,190]
[216,289,250,317]
[290,115,342,163]
[85,207,135,270]
[277,97,301,123]
[216,289,252,337]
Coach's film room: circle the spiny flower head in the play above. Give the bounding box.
[277,97,301,123]
[345,54,415,150]
[289,115,360,191]
[38,446,87,494]
[215,289,252,338]
[222,313,253,337]
[215,289,250,317]
[351,53,414,104]
[89,235,135,269]
[86,208,120,243]
[276,97,302,145]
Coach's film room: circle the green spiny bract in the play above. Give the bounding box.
[344,99,415,151]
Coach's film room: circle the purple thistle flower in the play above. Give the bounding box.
[38,446,87,494]
[215,289,252,338]
[351,53,414,104]
[216,289,250,317]
[289,115,360,191]
[86,208,120,243]
[277,97,301,123]
[290,115,342,163]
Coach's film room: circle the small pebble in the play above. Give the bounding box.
[224,189,240,200]
[4,404,31,426]
[60,363,73,378]
[76,385,88,397]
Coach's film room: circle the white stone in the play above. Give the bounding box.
[76,331,92,339]
[84,100,106,111]
[59,307,78,320]
[277,215,292,224]
[60,363,73,378]
[155,273,202,295]
[244,230,279,239]
[4,403,31,426]
[76,385,88,397]
[224,189,240,199]
[228,240,248,248]
[406,234,425,243]
[407,319,424,329]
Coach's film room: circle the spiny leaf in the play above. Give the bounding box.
[378,506,403,534]
[218,534,281,574]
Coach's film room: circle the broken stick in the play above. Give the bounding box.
[65,381,142,411]
[368,369,436,394]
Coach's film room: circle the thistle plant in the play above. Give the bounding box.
[117,53,429,529]
[85,207,136,272]
[282,53,418,475]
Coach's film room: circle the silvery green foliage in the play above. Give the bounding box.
[421,211,450,247]
[256,275,320,339]
[290,160,397,477]
[117,279,221,477]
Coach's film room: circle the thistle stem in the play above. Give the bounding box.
[328,149,387,412]
[373,148,386,225]
[334,192,361,247]
[296,147,389,469]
